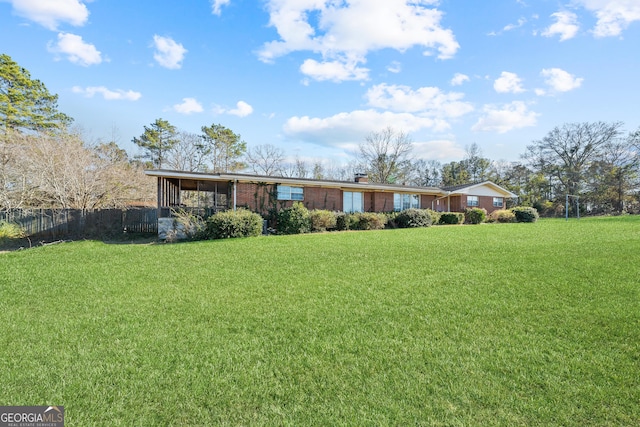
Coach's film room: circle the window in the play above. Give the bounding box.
[493,197,503,207]
[277,185,304,201]
[343,191,363,213]
[394,194,420,211]
[467,195,479,207]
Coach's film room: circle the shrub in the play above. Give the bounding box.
[512,206,539,223]
[464,207,487,225]
[427,209,441,225]
[351,212,387,230]
[277,202,311,235]
[438,212,465,225]
[206,209,263,239]
[0,220,25,243]
[488,209,516,223]
[170,209,207,241]
[309,209,337,232]
[395,208,433,228]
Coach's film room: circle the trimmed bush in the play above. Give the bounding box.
[512,206,539,223]
[395,208,433,228]
[488,209,516,223]
[351,212,387,230]
[206,209,263,239]
[438,212,465,225]
[464,207,487,225]
[334,212,352,231]
[277,202,311,235]
[309,209,337,232]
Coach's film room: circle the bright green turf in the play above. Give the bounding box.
[1,216,639,425]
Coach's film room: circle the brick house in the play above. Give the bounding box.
[145,169,517,218]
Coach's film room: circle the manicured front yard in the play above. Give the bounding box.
[1,217,639,425]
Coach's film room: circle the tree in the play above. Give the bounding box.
[166,131,208,172]
[359,127,413,184]
[524,122,623,197]
[440,161,470,186]
[200,123,246,172]
[0,53,73,133]
[463,143,493,183]
[409,159,442,186]
[244,144,285,175]
[132,118,178,169]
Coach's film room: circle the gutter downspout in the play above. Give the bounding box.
[233,179,237,211]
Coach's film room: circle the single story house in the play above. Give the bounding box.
[145,169,517,218]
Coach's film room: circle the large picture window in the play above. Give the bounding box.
[394,194,420,211]
[343,191,363,213]
[277,185,304,201]
[493,197,503,207]
[467,195,479,207]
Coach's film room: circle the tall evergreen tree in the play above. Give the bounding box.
[132,118,178,169]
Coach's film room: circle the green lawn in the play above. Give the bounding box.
[1,217,639,426]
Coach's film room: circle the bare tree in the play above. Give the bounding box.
[166,131,208,172]
[525,122,623,197]
[244,144,285,176]
[409,159,442,186]
[359,126,414,183]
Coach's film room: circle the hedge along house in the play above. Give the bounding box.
[145,170,517,220]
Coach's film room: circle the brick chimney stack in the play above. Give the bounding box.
[354,173,368,183]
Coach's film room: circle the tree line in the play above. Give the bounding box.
[2,53,639,214]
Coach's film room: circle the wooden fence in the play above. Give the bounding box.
[0,208,158,240]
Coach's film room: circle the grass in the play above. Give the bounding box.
[1,216,639,426]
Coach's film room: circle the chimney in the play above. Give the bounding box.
[354,173,368,183]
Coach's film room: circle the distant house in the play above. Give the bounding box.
[145,169,517,217]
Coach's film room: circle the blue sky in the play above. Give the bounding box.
[1,0,639,166]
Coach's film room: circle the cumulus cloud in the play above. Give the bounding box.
[5,0,89,30]
[229,101,254,117]
[472,101,539,133]
[450,73,470,86]
[494,72,525,94]
[214,101,254,117]
[47,32,102,66]
[152,35,187,69]
[72,86,142,101]
[365,84,474,118]
[576,0,640,37]
[259,0,459,82]
[173,98,204,114]
[540,68,584,93]
[211,0,230,15]
[300,59,369,82]
[542,11,580,41]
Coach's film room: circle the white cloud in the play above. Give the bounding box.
[542,11,579,41]
[412,139,465,160]
[211,0,230,15]
[173,98,204,114]
[72,86,142,101]
[494,72,525,94]
[152,35,187,69]
[229,101,254,117]
[450,73,470,86]
[472,101,539,133]
[300,59,369,81]
[5,0,89,30]
[47,32,102,66]
[284,110,452,150]
[365,84,473,118]
[214,101,254,117]
[576,0,640,37]
[503,17,527,32]
[259,0,459,82]
[540,68,583,92]
[387,61,402,74]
